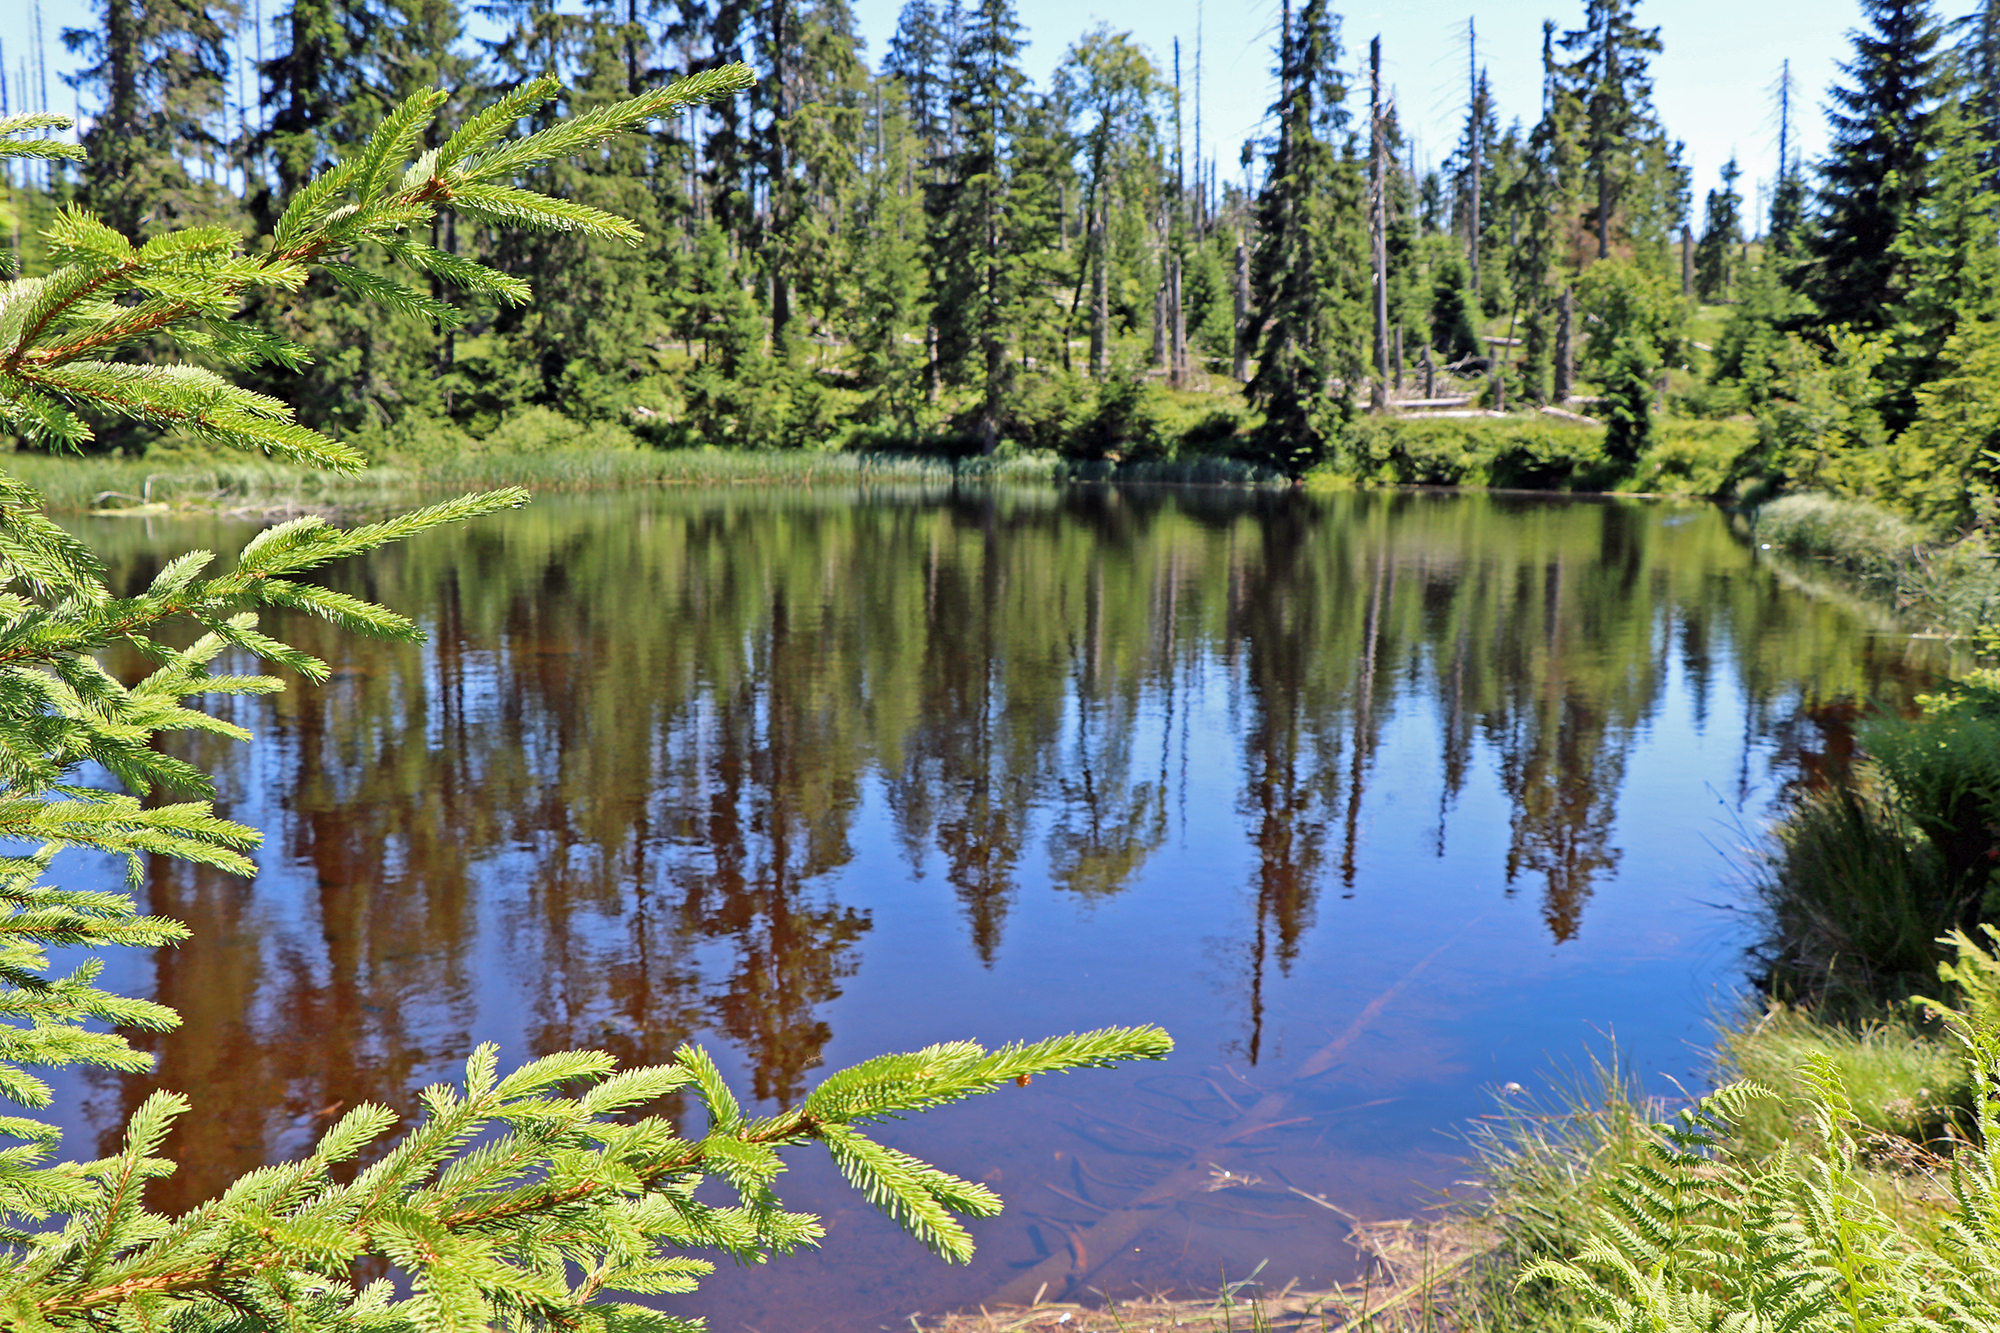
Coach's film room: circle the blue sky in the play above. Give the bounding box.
[3,0,1987,231]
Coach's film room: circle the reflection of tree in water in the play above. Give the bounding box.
[67,489,1950,1202]
[659,585,875,1102]
[1496,691,1625,943]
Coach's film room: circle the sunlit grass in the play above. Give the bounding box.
[0,448,1075,512]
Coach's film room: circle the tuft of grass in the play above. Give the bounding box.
[1751,491,2000,644]
[1447,1056,1669,1333]
[1751,779,1961,1006]
[1753,491,1928,575]
[1715,1003,1969,1157]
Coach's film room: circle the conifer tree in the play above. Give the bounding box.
[0,92,1171,1330]
[62,0,241,239]
[1882,95,2000,430]
[929,0,1030,452]
[762,0,869,359]
[1556,0,1667,261]
[255,0,376,214]
[1967,0,2000,172]
[1243,0,1364,472]
[1052,28,1159,380]
[1693,156,1741,300]
[842,87,931,426]
[1506,21,1581,404]
[885,0,953,170]
[1809,0,1946,329]
[1446,62,1498,307]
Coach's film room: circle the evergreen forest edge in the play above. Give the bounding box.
[9,0,2000,529]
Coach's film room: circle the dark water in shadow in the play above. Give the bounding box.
[48,485,1949,1330]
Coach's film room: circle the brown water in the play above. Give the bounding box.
[50,485,1946,1330]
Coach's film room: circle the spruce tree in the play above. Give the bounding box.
[1556,0,1667,261]
[929,0,1030,452]
[1243,0,1364,471]
[1967,0,2000,173]
[0,91,1170,1329]
[61,0,241,239]
[1506,21,1582,404]
[1051,27,1159,380]
[885,0,953,171]
[842,85,932,427]
[1883,95,2000,430]
[1809,0,1946,329]
[1693,156,1741,300]
[255,0,376,216]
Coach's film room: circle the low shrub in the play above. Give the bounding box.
[1628,418,1759,495]
[1332,415,1607,489]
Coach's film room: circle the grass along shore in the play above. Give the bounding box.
[0,448,1098,514]
[2,410,1768,516]
[1752,491,2000,646]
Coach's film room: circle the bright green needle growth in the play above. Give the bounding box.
[0,78,1171,1333]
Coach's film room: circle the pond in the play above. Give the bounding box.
[51,484,1947,1331]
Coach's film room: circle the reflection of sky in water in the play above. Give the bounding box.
[37,489,1951,1331]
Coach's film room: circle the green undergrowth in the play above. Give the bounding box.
[1440,674,2000,1330]
[1449,993,1975,1333]
[1752,491,2000,642]
[1307,415,1758,495]
[1748,680,2000,1009]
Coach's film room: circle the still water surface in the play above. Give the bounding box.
[53,486,1948,1329]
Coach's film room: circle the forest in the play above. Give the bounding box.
[0,0,1994,498]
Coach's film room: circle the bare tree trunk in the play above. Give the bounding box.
[1232,238,1250,381]
[926,324,939,404]
[1152,281,1167,368]
[1681,224,1694,298]
[1467,20,1482,301]
[1370,36,1390,414]
[769,0,793,348]
[1170,258,1187,387]
[1422,344,1435,398]
[1595,16,1613,260]
[1090,204,1109,379]
[1395,325,1404,392]
[1554,287,1574,403]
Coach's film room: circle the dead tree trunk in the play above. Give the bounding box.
[1554,288,1574,403]
[1089,204,1109,379]
[1232,238,1251,381]
[1369,36,1390,414]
